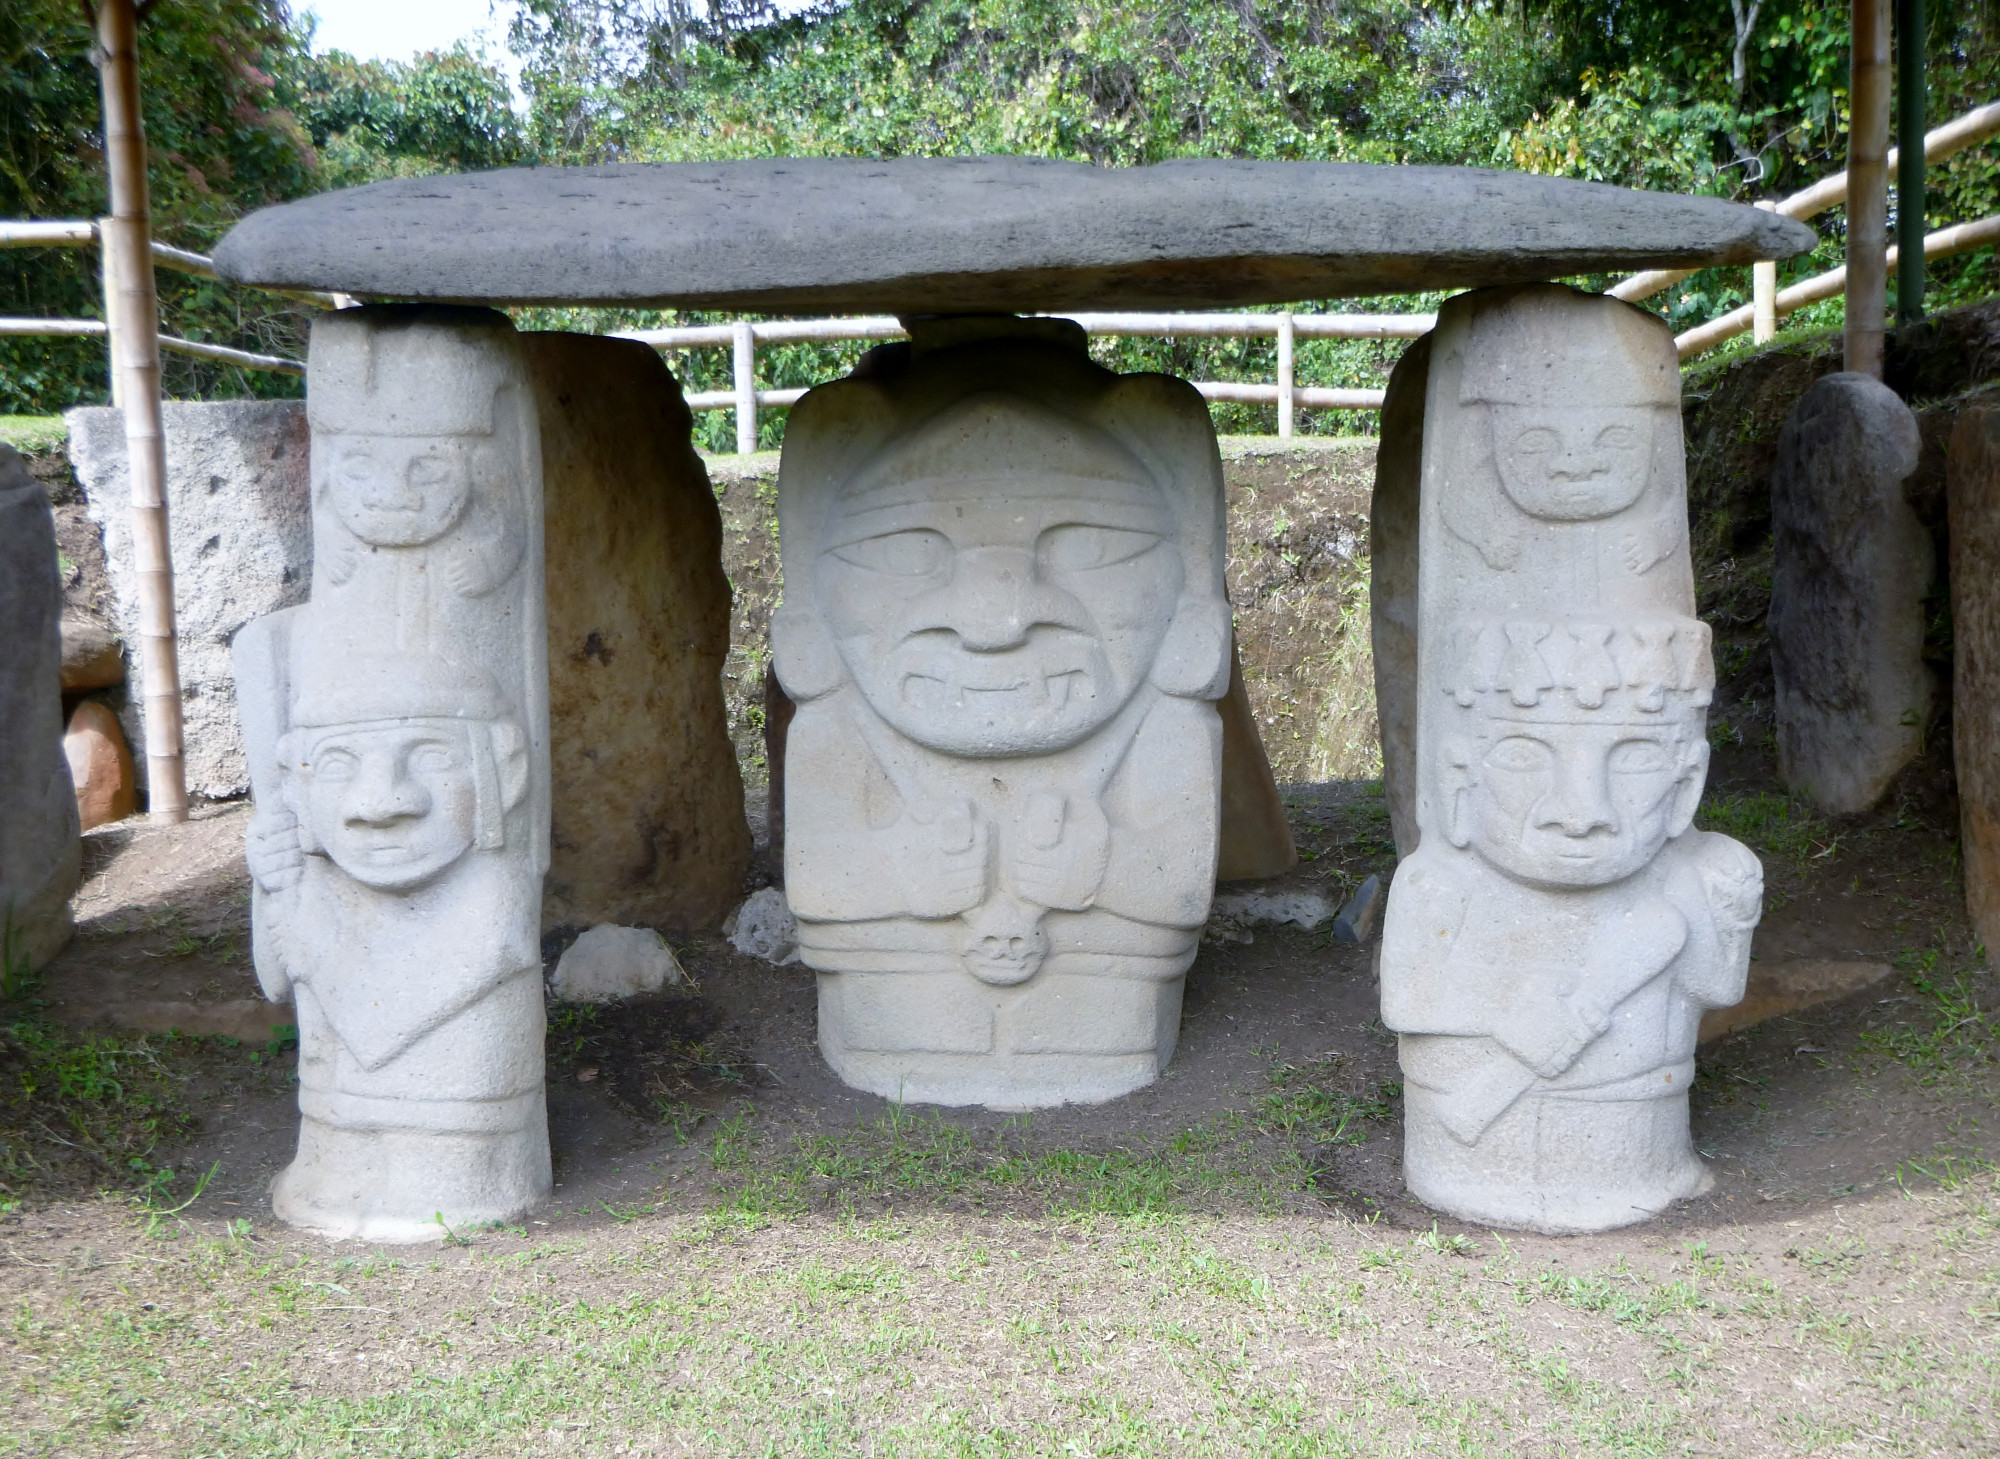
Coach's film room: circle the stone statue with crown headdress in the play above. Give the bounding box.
[234,305,551,1241]
[1379,284,1763,1234]
[772,317,1232,1110]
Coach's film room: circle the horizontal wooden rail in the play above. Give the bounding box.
[1613,99,2000,305]
[1673,213,2000,358]
[0,314,303,373]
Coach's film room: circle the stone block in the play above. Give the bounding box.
[1769,373,1931,814]
[0,444,82,973]
[64,699,136,831]
[1950,403,2000,958]
[60,616,124,691]
[1378,284,1762,1234]
[1371,335,1430,859]
[525,332,750,933]
[235,306,551,1242]
[67,400,312,800]
[775,316,1228,1109]
[1696,958,1892,1043]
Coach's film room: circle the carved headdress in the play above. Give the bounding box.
[1441,614,1714,723]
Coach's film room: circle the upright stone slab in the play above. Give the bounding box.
[1950,403,2000,960]
[68,401,311,800]
[1768,373,1930,814]
[525,332,751,933]
[1379,284,1763,1234]
[774,316,1230,1109]
[0,444,82,973]
[234,306,551,1242]
[1371,334,1431,860]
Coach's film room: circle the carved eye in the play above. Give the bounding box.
[410,742,459,775]
[1609,739,1673,774]
[831,529,951,576]
[1039,524,1162,571]
[1484,736,1552,773]
[336,450,376,483]
[1596,424,1641,451]
[312,748,358,782]
[405,452,455,491]
[1511,427,1561,456]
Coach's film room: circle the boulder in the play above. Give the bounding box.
[725,887,799,965]
[59,615,123,691]
[64,700,136,830]
[1768,373,1931,815]
[214,157,1813,314]
[66,401,312,800]
[549,924,686,1003]
[526,332,752,934]
[0,444,82,973]
[1214,642,1297,881]
[1949,403,2000,959]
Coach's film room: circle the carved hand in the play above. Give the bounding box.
[1616,528,1669,576]
[1009,791,1110,911]
[1698,835,1766,930]
[1492,989,1609,1080]
[891,796,990,918]
[245,811,304,892]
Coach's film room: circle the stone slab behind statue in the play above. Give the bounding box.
[1768,373,1932,815]
[1369,335,1429,860]
[526,332,751,932]
[67,401,313,801]
[1949,403,2000,960]
[0,444,82,971]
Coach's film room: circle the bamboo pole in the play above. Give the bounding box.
[1847,0,1894,376]
[1276,312,1295,439]
[93,0,187,823]
[1753,202,1779,343]
[1897,0,1927,324]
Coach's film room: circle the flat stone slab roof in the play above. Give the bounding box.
[213,156,1816,314]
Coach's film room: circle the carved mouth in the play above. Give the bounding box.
[901,668,1086,715]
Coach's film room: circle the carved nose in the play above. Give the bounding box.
[1549,447,1607,482]
[345,761,430,826]
[943,547,1044,651]
[1538,751,1616,838]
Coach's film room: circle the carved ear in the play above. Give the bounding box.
[1668,737,1710,838]
[1151,598,1232,699]
[276,731,319,854]
[490,721,530,811]
[770,603,846,702]
[1442,737,1475,849]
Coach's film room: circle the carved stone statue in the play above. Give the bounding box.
[772,317,1231,1109]
[1380,285,1762,1234]
[235,305,551,1241]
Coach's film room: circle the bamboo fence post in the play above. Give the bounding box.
[93,0,188,823]
[1896,0,1927,324]
[1847,0,1893,377]
[1754,202,1779,343]
[732,320,757,454]
[1275,312,1295,440]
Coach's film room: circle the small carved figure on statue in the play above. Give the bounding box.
[772,317,1231,1110]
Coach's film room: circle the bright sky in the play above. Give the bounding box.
[296,0,519,66]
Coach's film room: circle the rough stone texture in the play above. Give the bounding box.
[65,700,136,831]
[1769,374,1931,815]
[67,401,312,800]
[1371,335,1429,859]
[1379,284,1763,1235]
[1950,403,2000,960]
[1696,958,1892,1043]
[1214,643,1296,881]
[525,332,750,934]
[549,924,685,1002]
[725,886,799,965]
[774,316,1229,1110]
[0,444,82,972]
[214,157,1815,314]
[60,616,124,691]
[235,306,551,1242]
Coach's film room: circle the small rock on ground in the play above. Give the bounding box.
[550,924,687,1003]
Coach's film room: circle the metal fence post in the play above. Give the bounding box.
[1753,201,1779,343]
[733,320,757,454]
[1276,312,1295,440]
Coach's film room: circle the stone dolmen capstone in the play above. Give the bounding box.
[1949,402,2000,961]
[1,443,82,974]
[1379,284,1763,1234]
[774,316,1230,1109]
[234,305,551,1241]
[1768,373,1931,815]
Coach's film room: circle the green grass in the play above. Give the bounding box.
[1857,947,2000,1093]
[1695,790,1838,866]
[0,414,66,454]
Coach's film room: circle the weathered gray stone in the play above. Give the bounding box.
[549,924,685,1003]
[527,332,750,934]
[0,444,82,973]
[1370,334,1429,860]
[1769,373,1931,815]
[775,316,1229,1110]
[67,401,312,801]
[213,157,1816,314]
[725,887,799,965]
[236,306,551,1242]
[1379,284,1762,1235]
[1949,403,2000,960]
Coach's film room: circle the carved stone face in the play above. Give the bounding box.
[816,479,1183,756]
[299,719,481,891]
[1452,714,1700,889]
[323,435,474,547]
[1492,406,1654,522]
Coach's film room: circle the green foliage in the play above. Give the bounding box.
[0,1016,195,1195]
[283,40,527,187]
